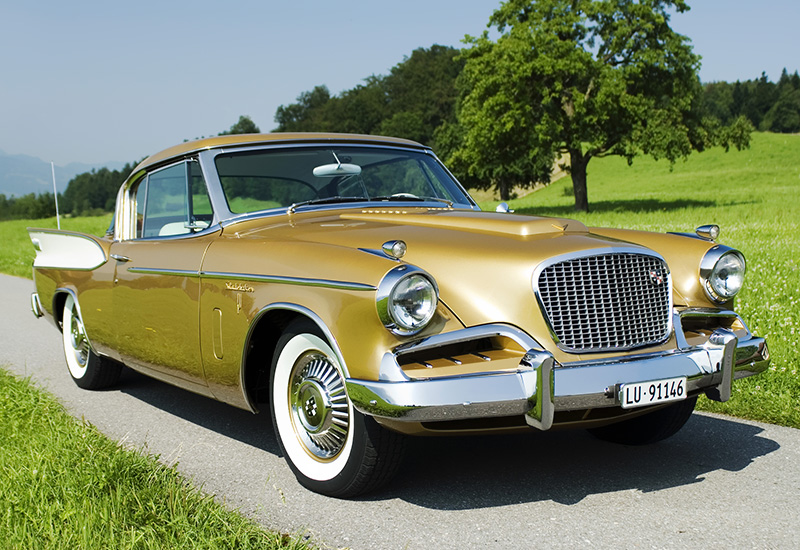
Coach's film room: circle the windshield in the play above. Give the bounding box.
[214,146,475,214]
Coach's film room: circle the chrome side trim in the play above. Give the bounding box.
[128,267,200,277]
[201,271,376,291]
[125,267,375,291]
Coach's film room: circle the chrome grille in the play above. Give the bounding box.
[536,252,671,352]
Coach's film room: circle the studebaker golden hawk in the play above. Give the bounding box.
[28,133,769,497]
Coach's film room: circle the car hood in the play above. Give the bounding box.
[226,207,659,356]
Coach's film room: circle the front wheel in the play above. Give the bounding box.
[270,321,405,497]
[588,396,698,445]
[61,294,121,390]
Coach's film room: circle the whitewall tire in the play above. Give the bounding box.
[61,294,120,390]
[270,320,405,497]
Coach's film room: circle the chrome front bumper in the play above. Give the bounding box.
[345,317,769,431]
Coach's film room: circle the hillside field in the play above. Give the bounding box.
[2,132,798,427]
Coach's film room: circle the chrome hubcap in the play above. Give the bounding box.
[289,352,350,460]
[69,307,89,368]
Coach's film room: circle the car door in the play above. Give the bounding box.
[109,160,216,391]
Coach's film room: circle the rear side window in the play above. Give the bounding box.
[134,161,213,238]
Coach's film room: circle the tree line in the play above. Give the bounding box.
[3,1,799,219]
[704,69,800,133]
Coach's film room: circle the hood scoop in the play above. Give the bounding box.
[341,209,587,238]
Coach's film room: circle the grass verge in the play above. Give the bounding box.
[0,367,311,550]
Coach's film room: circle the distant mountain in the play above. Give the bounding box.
[0,150,126,197]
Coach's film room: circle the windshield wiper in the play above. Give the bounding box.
[371,195,453,207]
[287,196,368,214]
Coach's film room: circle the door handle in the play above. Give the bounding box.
[110,254,130,262]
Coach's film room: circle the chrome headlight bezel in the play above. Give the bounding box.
[376,265,439,336]
[700,245,746,303]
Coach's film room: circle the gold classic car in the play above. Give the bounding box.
[28,133,769,497]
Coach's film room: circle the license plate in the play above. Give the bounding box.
[619,377,687,409]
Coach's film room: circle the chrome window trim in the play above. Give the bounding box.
[531,246,674,353]
[127,267,201,278]
[125,224,223,242]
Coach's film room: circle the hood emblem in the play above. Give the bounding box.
[648,269,665,286]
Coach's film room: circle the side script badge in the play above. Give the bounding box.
[225,281,255,293]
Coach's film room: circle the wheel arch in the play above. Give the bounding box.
[240,303,350,413]
[51,287,79,333]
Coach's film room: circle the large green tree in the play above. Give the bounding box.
[454,0,751,210]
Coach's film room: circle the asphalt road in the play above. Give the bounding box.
[2,272,799,549]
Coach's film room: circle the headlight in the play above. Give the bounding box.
[700,246,746,302]
[376,265,438,335]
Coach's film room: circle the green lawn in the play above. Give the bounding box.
[480,132,800,427]
[0,368,311,550]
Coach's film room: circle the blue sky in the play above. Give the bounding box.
[1,0,798,166]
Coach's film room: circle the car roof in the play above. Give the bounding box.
[134,133,427,174]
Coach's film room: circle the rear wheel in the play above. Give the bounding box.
[270,320,405,497]
[61,294,121,390]
[588,396,697,445]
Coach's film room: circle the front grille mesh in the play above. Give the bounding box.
[537,253,671,352]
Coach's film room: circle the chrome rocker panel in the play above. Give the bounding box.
[346,319,769,432]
